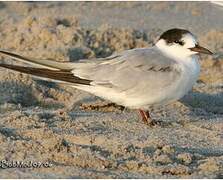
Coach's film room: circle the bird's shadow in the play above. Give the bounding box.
[0,81,39,107]
[179,89,223,116]
[0,80,66,109]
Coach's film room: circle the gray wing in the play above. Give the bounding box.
[72,47,181,92]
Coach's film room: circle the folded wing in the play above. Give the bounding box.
[0,48,181,92]
[71,48,181,92]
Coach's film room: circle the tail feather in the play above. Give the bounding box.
[0,49,76,70]
[0,63,92,85]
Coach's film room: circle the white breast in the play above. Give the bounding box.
[137,55,200,109]
[173,55,200,100]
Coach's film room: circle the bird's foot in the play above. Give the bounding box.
[138,109,163,127]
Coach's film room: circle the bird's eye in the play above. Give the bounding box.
[174,40,184,45]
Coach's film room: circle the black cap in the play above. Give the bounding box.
[159,28,191,44]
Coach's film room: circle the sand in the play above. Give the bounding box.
[0,1,222,178]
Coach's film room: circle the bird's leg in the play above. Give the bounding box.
[138,109,152,124]
[138,109,158,126]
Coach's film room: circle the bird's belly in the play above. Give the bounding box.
[123,75,198,109]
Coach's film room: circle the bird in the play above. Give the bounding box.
[0,28,213,126]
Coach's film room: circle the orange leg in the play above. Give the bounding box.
[138,109,158,126]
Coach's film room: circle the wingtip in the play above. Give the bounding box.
[0,49,15,56]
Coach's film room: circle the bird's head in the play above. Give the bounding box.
[155,28,213,60]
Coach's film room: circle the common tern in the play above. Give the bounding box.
[0,28,213,126]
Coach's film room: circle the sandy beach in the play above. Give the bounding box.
[0,2,222,178]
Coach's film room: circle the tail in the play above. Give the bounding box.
[0,50,92,85]
[0,49,76,70]
[0,64,91,85]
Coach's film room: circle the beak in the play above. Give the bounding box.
[189,44,213,55]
